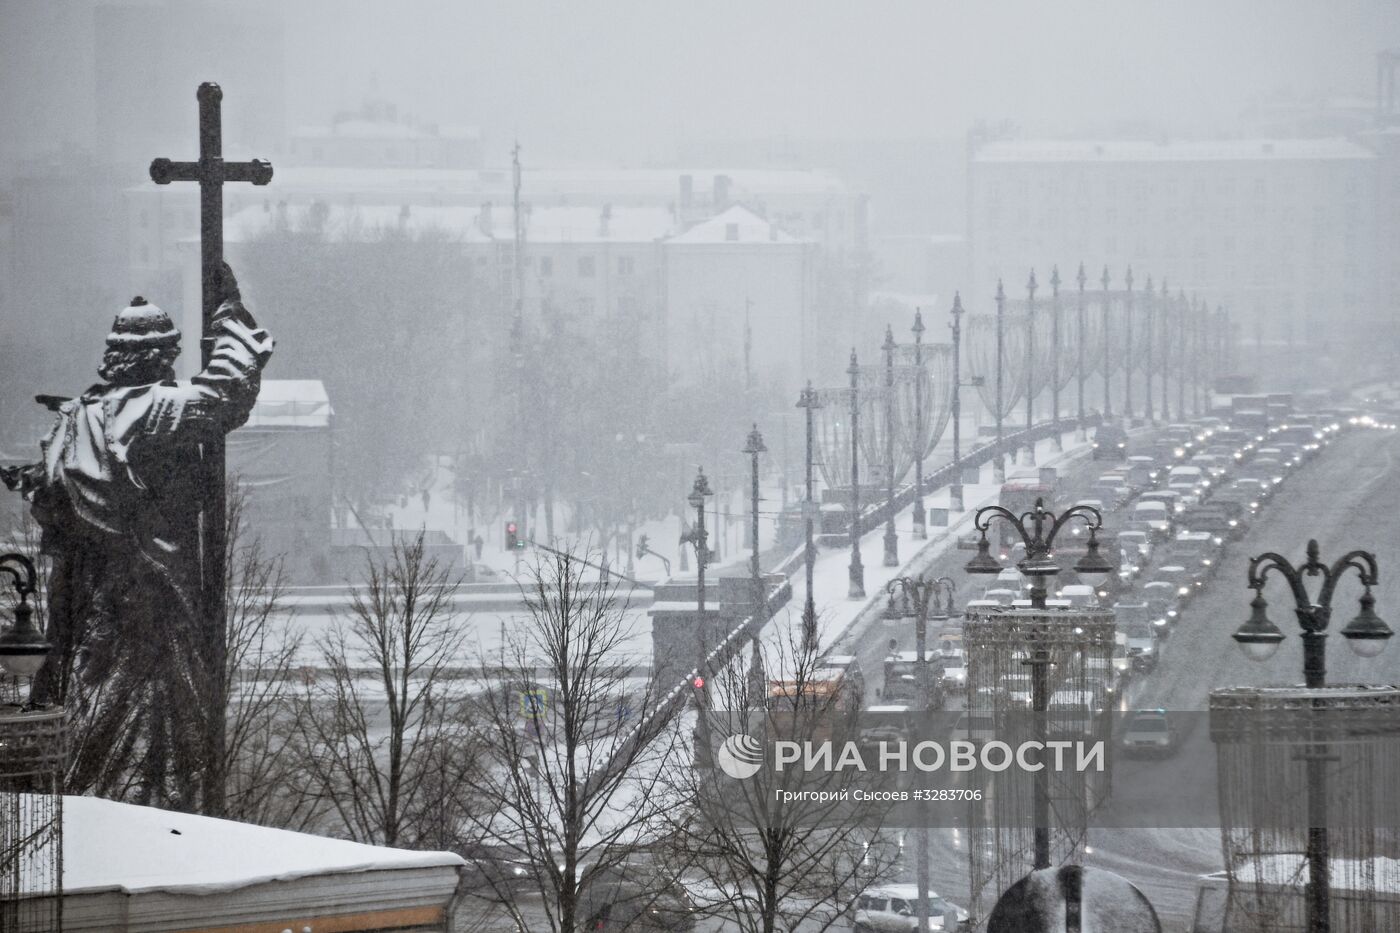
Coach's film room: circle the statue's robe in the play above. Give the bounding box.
[22,300,272,802]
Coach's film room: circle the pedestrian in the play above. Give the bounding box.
[421,487,431,511]
[473,532,484,560]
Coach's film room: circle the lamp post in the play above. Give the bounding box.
[1050,266,1062,451]
[964,498,1113,870]
[796,383,822,648]
[884,572,957,933]
[1160,279,1172,422]
[1124,266,1135,424]
[1144,275,1155,424]
[882,326,899,568]
[1232,539,1391,933]
[743,425,767,629]
[994,280,1006,484]
[1177,290,1188,418]
[950,294,971,511]
[1101,266,1113,420]
[1024,269,1037,466]
[1076,263,1087,440]
[680,468,713,611]
[848,349,866,599]
[911,310,928,539]
[0,553,48,688]
[1191,298,1204,416]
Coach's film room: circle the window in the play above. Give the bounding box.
[618,256,634,275]
[725,223,739,242]
[540,256,553,276]
[578,256,596,277]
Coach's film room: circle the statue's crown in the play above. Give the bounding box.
[107,296,181,349]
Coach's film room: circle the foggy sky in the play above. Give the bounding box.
[3,0,1398,168]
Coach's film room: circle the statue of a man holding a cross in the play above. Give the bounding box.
[3,263,272,798]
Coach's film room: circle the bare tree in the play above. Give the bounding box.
[658,624,901,933]
[291,531,476,846]
[460,547,686,933]
[218,483,307,826]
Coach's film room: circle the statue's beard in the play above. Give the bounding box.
[98,346,179,387]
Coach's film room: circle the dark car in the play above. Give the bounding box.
[1092,424,1129,460]
[582,863,698,932]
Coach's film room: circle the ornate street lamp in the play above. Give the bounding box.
[1023,269,1037,466]
[1100,266,1112,420]
[742,425,767,628]
[796,383,822,648]
[1144,275,1155,424]
[1160,279,1172,422]
[882,325,899,568]
[680,468,713,611]
[0,554,47,682]
[1232,539,1390,933]
[848,349,865,599]
[949,293,981,511]
[1124,266,1135,423]
[1075,263,1088,440]
[911,310,928,539]
[883,572,957,933]
[994,280,1007,483]
[964,498,1111,870]
[1050,266,1062,450]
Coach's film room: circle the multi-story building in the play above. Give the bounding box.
[968,137,1384,362]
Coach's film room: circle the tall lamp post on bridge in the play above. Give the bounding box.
[796,383,822,649]
[949,294,982,512]
[1231,540,1391,933]
[884,572,958,933]
[743,425,767,632]
[1124,266,1135,424]
[1100,266,1113,421]
[1159,279,1172,422]
[1144,275,1155,424]
[1075,264,1088,440]
[994,280,1007,484]
[1176,290,1188,418]
[680,468,713,612]
[1023,270,1037,466]
[1050,266,1062,451]
[883,326,899,568]
[964,499,1114,870]
[848,350,866,599]
[911,310,928,539]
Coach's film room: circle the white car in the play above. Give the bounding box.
[851,883,971,932]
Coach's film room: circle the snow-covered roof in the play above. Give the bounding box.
[666,204,805,245]
[221,202,495,244]
[57,795,462,896]
[294,120,482,141]
[139,165,848,200]
[243,379,332,429]
[974,137,1376,164]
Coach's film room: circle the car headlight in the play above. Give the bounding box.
[1213,536,1223,545]
[1118,442,1126,449]
[1092,442,1099,448]
[1229,519,1238,527]
[1173,447,1186,457]
[1178,586,1190,595]
[1153,618,1166,626]
[1203,558,1213,566]
[1250,501,1259,509]
[1167,609,1178,617]
[1174,504,1185,513]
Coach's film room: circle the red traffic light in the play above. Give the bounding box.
[692,675,705,689]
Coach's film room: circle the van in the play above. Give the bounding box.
[1132,500,1172,536]
[1056,584,1097,608]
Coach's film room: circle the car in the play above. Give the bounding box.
[1141,581,1180,630]
[851,883,971,932]
[1150,564,1195,604]
[1132,500,1173,537]
[1092,424,1129,460]
[1116,602,1157,672]
[1121,709,1179,757]
[1125,455,1160,487]
[1181,506,1236,544]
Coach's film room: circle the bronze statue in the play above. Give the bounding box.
[3,263,272,802]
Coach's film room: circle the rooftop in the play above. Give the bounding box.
[974,137,1376,164]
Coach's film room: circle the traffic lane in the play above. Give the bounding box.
[1080,427,1400,927]
[1129,427,1400,711]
